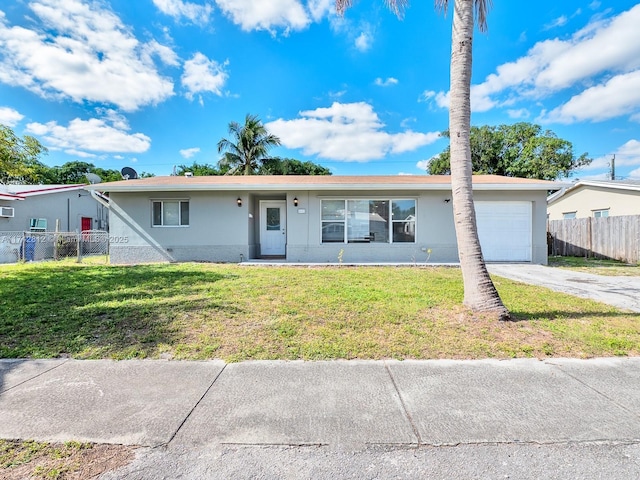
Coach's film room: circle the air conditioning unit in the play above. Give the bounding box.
[0,206,14,218]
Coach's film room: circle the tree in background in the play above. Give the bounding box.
[175,162,227,176]
[0,125,153,185]
[259,157,332,175]
[217,114,281,175]
[337,0,508,319]
[0,124,48,184]
[175,158,331,176]
[427,123,591,180]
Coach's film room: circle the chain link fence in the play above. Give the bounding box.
[0,231,109,264]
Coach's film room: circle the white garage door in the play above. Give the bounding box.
[475,201,532,262]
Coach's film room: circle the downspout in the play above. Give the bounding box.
[90,190,110,209]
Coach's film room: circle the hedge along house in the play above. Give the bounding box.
[85,175,560,265]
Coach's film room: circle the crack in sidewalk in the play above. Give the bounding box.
[547,361,640,420]
[158,363,228,448]
[0,359,70,395]
[384,360,422,445]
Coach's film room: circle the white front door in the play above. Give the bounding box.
[260,201,287,256]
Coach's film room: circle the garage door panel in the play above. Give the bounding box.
[475,201,532,262]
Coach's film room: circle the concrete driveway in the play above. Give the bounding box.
[487,264,640,312]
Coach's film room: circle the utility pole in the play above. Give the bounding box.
[611,154,616,180]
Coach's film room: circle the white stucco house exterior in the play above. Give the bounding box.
[86,175,560,265]
[547,180,640,220]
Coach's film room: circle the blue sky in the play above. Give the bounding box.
[1,0,639,180]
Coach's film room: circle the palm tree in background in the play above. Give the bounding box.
[217,114,282,175]
[336,0,509,320]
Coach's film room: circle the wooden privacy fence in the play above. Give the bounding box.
[548,215,640,264]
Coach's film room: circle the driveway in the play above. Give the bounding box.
[487,263,640,312]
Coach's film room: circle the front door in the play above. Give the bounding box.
[260,201,286,256]
[81,217,92,231]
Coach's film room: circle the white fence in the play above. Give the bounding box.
[0,231,109,264]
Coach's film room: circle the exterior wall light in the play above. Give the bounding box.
[293,197,299,207]
[237,197,242,207]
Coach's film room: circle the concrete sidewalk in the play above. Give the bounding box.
[1,358,639,449]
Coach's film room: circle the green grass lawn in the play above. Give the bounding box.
[549,256,640,276]
[1,261,638,361]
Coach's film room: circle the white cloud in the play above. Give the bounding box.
[581,139,640,171]
[426,5,640,122]
[508,108,530,119]
[416,159,430,171]
[65,149,97,158]
[141,40,180,67]
[180,147,200,158]
[181,52,228,100]
[355,31,372,51]
[542,70,640,123]
[215,0,310,33]
[374,77,398,87]
[628,167,640,179]
[0,106,24,126]
[152,0,213,25]
[26,115,151,155]
[0,0,175,111]
[307,0,334,21]
[544,15,568,30]
[266,102,439,162]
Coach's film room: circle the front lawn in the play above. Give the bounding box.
[549,256,640,276]
[1,262,638,361]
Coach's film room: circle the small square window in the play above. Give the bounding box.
[593,209,609,218]
[563,212,577,220]
[152,200,189,226]
[29,218,47,232]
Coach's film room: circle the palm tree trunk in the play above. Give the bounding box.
[449,0,509,319]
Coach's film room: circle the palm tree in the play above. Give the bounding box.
[217,114,282,175]
[336,0,509,320]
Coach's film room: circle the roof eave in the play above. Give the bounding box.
[87,182,561,193]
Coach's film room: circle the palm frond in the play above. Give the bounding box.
[335,0,353,15]
[434,0,448,14]
[337,0,408,18]
[475,0,492,33]
[384,0,409,17]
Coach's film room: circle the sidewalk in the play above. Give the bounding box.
[1,358,639,449]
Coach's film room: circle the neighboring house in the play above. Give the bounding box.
[86,175,560,265]
[547,180,640,220]
[0,184,109,233]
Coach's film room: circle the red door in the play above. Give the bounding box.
[81,217,92,232]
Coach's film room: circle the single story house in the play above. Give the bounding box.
[547,180,640,220]
[0,184,108,233]
[87,175,560,265]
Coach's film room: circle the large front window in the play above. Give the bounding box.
[152,200,189,226]
[321,199,415,243]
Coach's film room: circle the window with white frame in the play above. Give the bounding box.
[563,212,577,220]
[321,199,416,243]
[29,218,47,232]
[593,209,609,218]
[152,200,189,226]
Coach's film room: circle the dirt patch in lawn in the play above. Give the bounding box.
[0,440,136,479]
